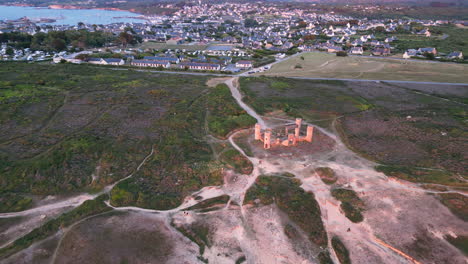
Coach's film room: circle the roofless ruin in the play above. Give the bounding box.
[254,118,314,149]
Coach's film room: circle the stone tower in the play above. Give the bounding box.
[295,118,302,128]
[255,123,261,140]
[264,129,272,149]
[295,118,302,137]
[305,125,314,142]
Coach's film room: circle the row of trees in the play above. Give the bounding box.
[0,29,141,52]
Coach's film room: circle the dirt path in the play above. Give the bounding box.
[225,77,268,128]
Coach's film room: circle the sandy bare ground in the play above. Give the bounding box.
[206,77,232,87]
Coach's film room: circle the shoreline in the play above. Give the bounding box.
[2,4,141,15]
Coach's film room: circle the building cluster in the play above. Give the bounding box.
[255,118,314,149]
[1,2,466,64]
[66,49,253,72]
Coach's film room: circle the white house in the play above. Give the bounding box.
[236,60,253,69]
[447,51,463,60]
[349,47,363,55]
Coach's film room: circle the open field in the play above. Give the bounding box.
[138,42,207,51]
[240,77,468,177]
[259,52,468,83]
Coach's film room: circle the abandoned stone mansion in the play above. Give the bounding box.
[254,118,314,149]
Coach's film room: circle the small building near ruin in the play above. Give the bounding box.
[254,118,314,149]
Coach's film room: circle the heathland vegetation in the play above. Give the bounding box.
[331,188,365,223]
[109,83,254,210]
[240,77,467,175]
[0,62,252,213]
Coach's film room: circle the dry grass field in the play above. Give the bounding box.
[259,52,468,83]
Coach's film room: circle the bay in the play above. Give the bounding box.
[0,5,145,25]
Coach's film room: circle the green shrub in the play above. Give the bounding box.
[331,188,364,223]
[332,236,351,264]
[0,193,32,213]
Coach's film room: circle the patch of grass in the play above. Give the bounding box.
[314,167,337,185]
[318,251,334,264]
[445,235,468,256]
[244,175,328,247]
[219,148,253,174]
[331,188,364,223]
[239,77,368,118]
[332,236,351,264]
[184,195,230,212]
[376,165,466,187]
[235,256,247,264]
[0,193,32,213]
[206,84,256,139]
[271,81,291,91]
[0,194,111,259]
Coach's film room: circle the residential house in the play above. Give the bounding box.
[419,47,437,55]
[102,58,125,65]
[370,40,380,46]
[403,49,418,59]
[327,46,343,53]
[349,47,363,55]
[372,48,391,56]
[236,60,253,69]
[417,28,431,37]
[88,57,103,64]
[144,56,180,64]
[131,59,170,68]
[166,37,184,45]
[447,51,463,60]
[179,62,221,71]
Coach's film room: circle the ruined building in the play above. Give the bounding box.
[254,118,314,149]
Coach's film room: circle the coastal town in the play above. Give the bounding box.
[0,2,466,72]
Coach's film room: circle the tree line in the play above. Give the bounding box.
[0,29,141,52]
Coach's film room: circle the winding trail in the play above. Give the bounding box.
[225,77,268,128]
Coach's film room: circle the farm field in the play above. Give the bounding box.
[259,52,468,83]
